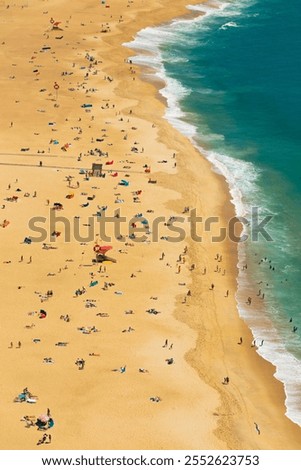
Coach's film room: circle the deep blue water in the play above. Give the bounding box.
[126,0,301,425]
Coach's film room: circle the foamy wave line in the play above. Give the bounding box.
[236,260,301,426]
[220,21,240,29]
[199,150,301,427]
[124,1,301,427]
[124,1,239,56]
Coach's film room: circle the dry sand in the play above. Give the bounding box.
[0,0,300,450]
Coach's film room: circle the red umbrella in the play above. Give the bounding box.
[99,246,112,253]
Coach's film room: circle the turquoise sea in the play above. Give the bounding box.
[125,0,301,425]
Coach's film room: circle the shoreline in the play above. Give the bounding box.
[0,0,301,450]
[103,0,301,445]
[125,0,301,431]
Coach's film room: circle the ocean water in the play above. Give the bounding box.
[124,0,301,426]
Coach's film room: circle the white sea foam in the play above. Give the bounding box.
[187,1,231,14]
[165,56,189,64]
[220,21,240,29]
[123,0,301,426]
[236,263,301,425]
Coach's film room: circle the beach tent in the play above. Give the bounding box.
[92,163,103,177]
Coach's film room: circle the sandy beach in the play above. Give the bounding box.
[0,0,301,450]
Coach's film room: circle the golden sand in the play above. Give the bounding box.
[0,0,300,450]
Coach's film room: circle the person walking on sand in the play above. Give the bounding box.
[177,265,181,274]
[254,422,260,435]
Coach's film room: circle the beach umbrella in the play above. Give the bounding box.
[99,245,112,252]
[38,414,49,423]
[39,309,47,319]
